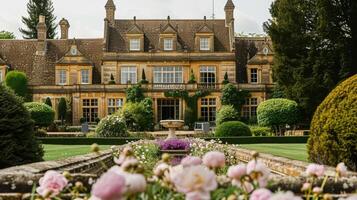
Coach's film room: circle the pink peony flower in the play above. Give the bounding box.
[154,163,170,176]
[250,188,272,200]
[227,164,247,180]
[202,151,225,168]
[110,166,147,194]
[346,194,357,200]
[270,191,302,200]
[91,171,126,200]
[312,187,322,194]
[171,165,217,200]
[306,164,325,177]
[301,182,311,191]
[181,156,202,167]
[246,160,270,187]
[336,162,348,177]
[36,170,68,197]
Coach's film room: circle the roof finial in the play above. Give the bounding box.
[134,16,136,23]
[204,16,207,22]
[167,16,171,22]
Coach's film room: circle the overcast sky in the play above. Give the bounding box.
[0,0,273,39]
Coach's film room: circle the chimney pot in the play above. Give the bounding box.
[39,15,45,23]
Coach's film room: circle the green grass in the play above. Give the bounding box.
[239,143,308,162]
[43,145,112,161]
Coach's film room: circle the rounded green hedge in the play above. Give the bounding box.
[215,121,252,137]
[24,102,55,127]
[120,98,154,131]
[0,85,43,168]
[250,126,273,136]
[257,98,299,130]
[96,114,128,137]
[5,70,28,98]
[308,75,357,170]
[216,105,240,126]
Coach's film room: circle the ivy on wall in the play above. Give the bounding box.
[164,90,210,128]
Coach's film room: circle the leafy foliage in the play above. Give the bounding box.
[165,90,210,128]
[44,97,52,107]
[216,105,239,126]
[0,30,15,39]
[308,75,357,170]
[215,121,252,137]
[249,126,273,136]
[264,0,356,123]
[221,83,250,113]
[257,98,299,135]
[20,0,57,39]
[126,84,145,103]
[0,84,43,168]
[5,70,28,98]
[24,102,55,127]
[96,114,128,137]
[58,97,67,124]
[120,98,154,131]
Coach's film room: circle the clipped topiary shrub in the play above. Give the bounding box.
[216,105,240,126]
[215,121,252,137]
[249,126,273,136]
[96,114,128,137]
[257,98,299,135]
[5,70,28,98]
[0,85,43,168]
[24,102,55,128]
[308,75,357,170]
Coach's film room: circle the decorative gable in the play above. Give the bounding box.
[195,19,215,52]
[197,23,213,34]
[127,23,143,35]
[57,43,93,65]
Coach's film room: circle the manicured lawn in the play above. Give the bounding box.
[43,145,112,161]
[239,143,308,162]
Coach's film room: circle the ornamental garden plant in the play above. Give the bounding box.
[31,141,356,200]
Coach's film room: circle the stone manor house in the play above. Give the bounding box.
[0,0,274,125]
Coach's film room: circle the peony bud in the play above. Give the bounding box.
[91,143,100,153]
[323,194,333,200]
[162,153,170,163]
[301,182,311,192]
[62,171,72,180]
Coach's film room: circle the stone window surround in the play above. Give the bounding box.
[107,98,124,115]
[199,65,216,84]
[126,34,144,52]
[159,33,177,51]
[55,65,93,85]
[195,33,214,52]
[200,97,217,122]
[120,66,137,84]
[242,97,259,119]
[247,64,273,84]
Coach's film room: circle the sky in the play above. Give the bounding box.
[0,0,274,39]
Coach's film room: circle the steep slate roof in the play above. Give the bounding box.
[0,39,103,85]
[108,19,231,52]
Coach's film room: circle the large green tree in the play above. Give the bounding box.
[264,0,356,123]
[0,31,15,39]
[19,0,57,39]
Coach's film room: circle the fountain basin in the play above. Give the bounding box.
[160,120,184,139]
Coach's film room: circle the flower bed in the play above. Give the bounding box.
[25,140,357,200]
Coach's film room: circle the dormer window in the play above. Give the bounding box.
[129,39,140,51]
[200,38,210,51]
[164,38,173,51]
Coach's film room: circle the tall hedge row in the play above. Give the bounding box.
[24,102,55,127]
[308,75,357,170]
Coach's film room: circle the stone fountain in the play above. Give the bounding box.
[160,120,185,139]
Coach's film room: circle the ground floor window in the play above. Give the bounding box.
[200,98,216,122]
[242,98,258,119]
[108,98,124,115]
[82,99,98,123]
[157,99,180,121]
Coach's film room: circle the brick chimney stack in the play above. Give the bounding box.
[37,15,47,41]
[59,18,70,39]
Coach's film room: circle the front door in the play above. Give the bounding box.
[157,99,180,121]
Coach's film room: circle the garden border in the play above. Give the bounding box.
[38,136,308,145]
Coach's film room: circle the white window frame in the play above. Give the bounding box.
[153,66,183,83]
[107,98,124,115]
[129,39,140,51]
[200,38,210,51]
[58,70,67,85]
[81,69,90,84]
[121,66,137,84]
[201,98,217,122]
[200,66,216,84]
[163,38,173,51]
[250,68,258,83]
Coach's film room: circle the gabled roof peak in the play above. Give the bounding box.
[197,23,213,33]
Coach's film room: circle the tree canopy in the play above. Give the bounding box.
[0,31,15,39]
[19,0,57,39]
[264,0,356,123]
